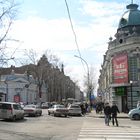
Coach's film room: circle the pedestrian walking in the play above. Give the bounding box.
[104,102,111,126]
[85,102,89,113]
[111,102,120,127]
[80,103,86,115]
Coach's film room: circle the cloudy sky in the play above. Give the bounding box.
[7,0,140,92]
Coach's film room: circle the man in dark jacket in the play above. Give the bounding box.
[104,102,111,126]
[111,102,120,126]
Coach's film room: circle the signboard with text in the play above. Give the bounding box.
[115,87,125,96]
[112,53,128,84]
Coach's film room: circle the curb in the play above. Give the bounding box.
[86,111,129,119]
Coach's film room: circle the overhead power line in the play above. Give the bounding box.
[64,0,86,72]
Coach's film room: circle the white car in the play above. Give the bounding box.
[48,104,68,117]
[24,104,42,117]
[67,104,82,116]
[0,102,24,121]
[128,107,140,120]
[41,102,50,109]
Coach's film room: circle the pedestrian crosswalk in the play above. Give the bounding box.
[77,122,140,140]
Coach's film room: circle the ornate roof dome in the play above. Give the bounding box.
[118,3,140,29]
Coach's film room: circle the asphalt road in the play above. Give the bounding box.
[0,109,83,140]
[0,110,140,140]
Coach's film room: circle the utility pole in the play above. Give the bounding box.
[74,55,91,111]
[130,80,133,109]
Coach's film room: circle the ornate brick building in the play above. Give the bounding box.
[98,2,140,112]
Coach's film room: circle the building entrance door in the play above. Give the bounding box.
[122,95,129,113]
[122,96,126,112]
[115,86,128,112]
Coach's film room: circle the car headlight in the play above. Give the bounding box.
[128,111,133,116]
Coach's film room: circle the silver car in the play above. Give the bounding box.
[48,104,68,117]
[41,102,50,109]
[24,104,42,117]
[67,104,82,116]
[0,102,24,121]
[128,107,140,120]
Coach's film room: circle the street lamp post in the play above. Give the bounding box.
[74,55,91,106]
[4,81,8,102]
[130,80,133,109]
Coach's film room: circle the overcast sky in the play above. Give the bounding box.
[7,0,140,92]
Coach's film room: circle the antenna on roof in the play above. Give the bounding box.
[131,0,133,4]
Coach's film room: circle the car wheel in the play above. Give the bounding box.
[133,114,140,120]
[48,111,50,115]
[21,115,24,120]
[79,113,82,116]
[34,112,37,117]
[65,114,67,117]
[12,115,16,121]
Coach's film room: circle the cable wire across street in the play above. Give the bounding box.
[64,0,86,71]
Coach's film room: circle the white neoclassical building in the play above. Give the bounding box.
[0,70,47,104]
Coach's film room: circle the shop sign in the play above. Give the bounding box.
[115,87,125,96]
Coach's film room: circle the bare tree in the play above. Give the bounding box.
[23,49,76,102]
[24,49,39,65]
[83,66,97,98]
[23,50,59,102]
[45,50,64,69]
[0,0,18,66]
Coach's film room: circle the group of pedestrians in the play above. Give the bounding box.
[104,102,120,126]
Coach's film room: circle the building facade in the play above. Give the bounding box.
[98,2,140,112]
[0,70,47,104]
[75,85,84,102]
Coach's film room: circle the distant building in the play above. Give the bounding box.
[0,70,47,104]
[98,2,140,112]
[75,85,83,101]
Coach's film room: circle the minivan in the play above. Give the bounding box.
[0,102,24,121]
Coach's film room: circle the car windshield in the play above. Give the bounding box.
[56,105,65,108]
[42,103,48,105]
[71,105,80,108]
[25,105,36,108]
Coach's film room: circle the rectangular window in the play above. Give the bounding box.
[0,103,11,109]
[129,56,138,81]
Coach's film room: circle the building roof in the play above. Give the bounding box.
[118,3,140,29]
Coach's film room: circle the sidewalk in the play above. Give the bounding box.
[86,110,129,119]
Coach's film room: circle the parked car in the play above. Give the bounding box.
[0,102,24,121]
[24,104,42,117]
[128,107,140,120]
[41,102,51,109]
[19,102,25,108]
[67,104,82,116]
[48,104,68,117]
